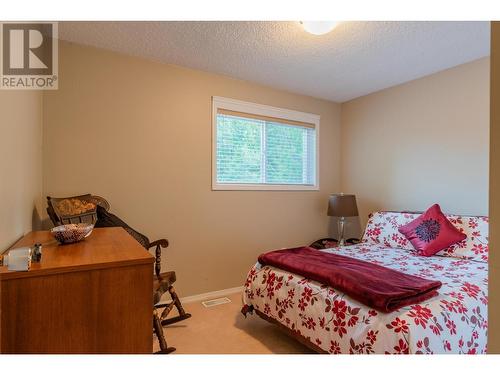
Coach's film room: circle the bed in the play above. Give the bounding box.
[242,211,488,354]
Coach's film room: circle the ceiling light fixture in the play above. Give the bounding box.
[300,21,339,36]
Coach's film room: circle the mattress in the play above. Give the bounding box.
[242,243,488,354]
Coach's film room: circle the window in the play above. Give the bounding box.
[212,97,319,190]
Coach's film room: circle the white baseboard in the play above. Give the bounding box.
[158,286,243,305]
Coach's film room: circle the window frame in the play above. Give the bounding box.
[212,96,320,191]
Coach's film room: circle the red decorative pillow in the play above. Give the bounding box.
[398,204,466,256]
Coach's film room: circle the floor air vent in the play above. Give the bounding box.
[201,297,232,308]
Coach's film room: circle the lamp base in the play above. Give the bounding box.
[337,217,346,247]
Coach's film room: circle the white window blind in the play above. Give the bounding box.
[212,98,319,190]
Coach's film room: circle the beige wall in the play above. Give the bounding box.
[341,58,490,237]
[41,42,490,297]
[0,90,43,252]
[42,42,341,296]
[489,21,499,354]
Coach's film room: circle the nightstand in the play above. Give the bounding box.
[309,237,360,250]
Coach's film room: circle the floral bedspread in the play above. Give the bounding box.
[242,244,488,354]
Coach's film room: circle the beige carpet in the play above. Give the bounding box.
[153,292,314,354]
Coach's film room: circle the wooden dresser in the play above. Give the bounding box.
[0,227,154,354]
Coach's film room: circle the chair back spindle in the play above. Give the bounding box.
[155,244,162,277]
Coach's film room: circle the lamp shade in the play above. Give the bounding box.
[328,194,359,217]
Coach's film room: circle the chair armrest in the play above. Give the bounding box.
[149,239,169,249]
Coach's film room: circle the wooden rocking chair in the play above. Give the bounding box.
[46,194,192,354]
[151,239,192,353]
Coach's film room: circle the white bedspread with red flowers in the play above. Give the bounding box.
[242,243,487,354]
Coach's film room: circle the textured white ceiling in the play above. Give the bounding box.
[59,21,490,102]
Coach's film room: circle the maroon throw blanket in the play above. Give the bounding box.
[258,247,442,312]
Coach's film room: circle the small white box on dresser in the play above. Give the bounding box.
[3,247,32,271]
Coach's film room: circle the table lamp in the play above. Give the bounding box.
[328,193,359,246]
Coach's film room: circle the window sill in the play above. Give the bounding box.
[212,183,320,191]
